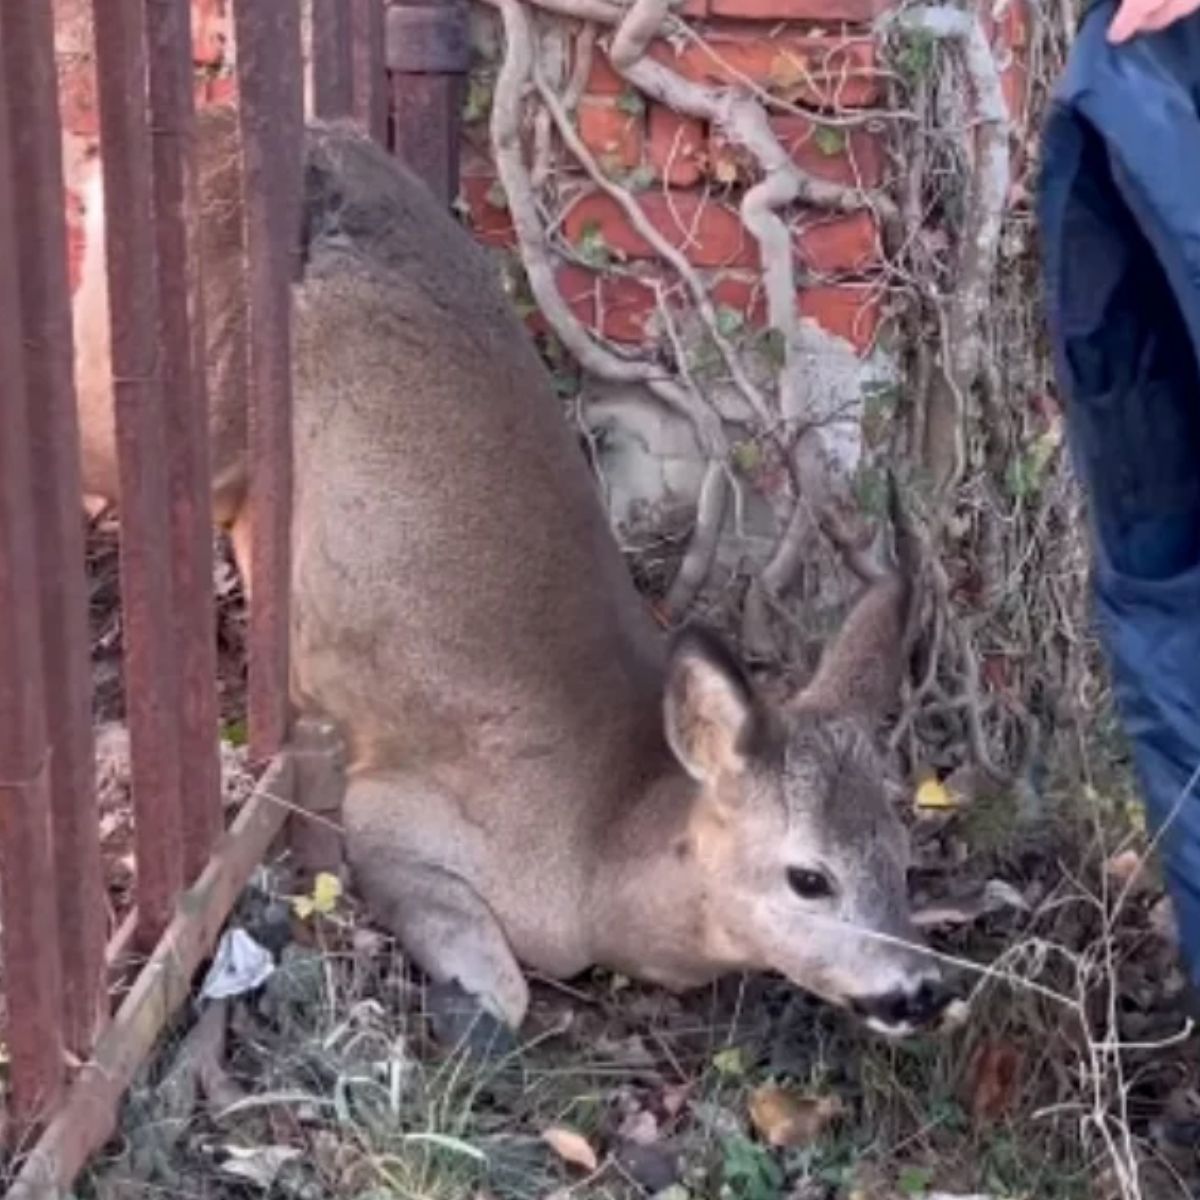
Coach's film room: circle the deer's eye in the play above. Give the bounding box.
[787,867,834,900]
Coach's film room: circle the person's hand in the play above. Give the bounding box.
[1108,0,1200,42]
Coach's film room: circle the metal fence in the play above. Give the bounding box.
[0,1,417,1193]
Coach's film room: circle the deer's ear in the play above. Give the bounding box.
[790,574,911,720]
[664,625,763,783]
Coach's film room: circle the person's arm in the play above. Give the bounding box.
[1108,0,1200,41]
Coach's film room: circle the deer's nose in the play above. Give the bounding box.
[852,978,953,1035]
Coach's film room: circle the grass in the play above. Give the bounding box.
[71,765,1197,1200]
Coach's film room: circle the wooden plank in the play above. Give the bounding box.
[4,756,295,1200]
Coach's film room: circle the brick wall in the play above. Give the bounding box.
[55,0,1027,340]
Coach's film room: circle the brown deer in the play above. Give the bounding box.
[73,104,954,1039]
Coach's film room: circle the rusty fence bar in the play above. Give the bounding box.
[234,0,303,764]
[145,0,224,884]
[0,52,67,1133]
[387,0,470,204]
[353,0,388,144]
[313,0,355,119]
[0,4,107,1056]
[93,0,186,946]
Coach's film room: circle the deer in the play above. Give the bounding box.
[72,102,956,1040]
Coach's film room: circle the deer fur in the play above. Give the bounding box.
[73,105,950,1037]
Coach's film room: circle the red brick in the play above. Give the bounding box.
[793,210,880,274]
[556,264,660,343]
[649,29,881,108]
[192,0,231,67]
[711,272,767,325]
[680,0,709,14]
[768,115,885,187]
[584,49,625,96]
[460,176,517,248]
[563,190,756,268]
[710,0,890,20]
[796,284,883,352]
[577,97,644,171]
[647,106,705,186]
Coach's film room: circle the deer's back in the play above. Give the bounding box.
[288,123,665,788]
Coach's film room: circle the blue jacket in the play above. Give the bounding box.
[1038,3,1200,985]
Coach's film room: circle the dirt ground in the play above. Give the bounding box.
[68,512,1200,1200]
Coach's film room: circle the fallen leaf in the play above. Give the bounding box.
[711,1047,745,1077]
[1150,895,1177,942]
[293,871,343,920]
[914,776,957,812]
[542,1126,599,1172]
[219,1144,302,1190]
[912,878,1029,929]
[966,1039,1023,1123]
[748,1084,844,1148]
[618,1108,660,1146]
[1106,848,1155,895]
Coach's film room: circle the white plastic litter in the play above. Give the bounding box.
[200,927,275,1000]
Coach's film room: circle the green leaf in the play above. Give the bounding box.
[222,718,247,748]
[897,1164,935,1196]
[576,221,613,268]
[715,304,746,338]
[759,327,787,368]
[462,74,494,123]
[853,464,889,518]
[731,440,761,475]
[720,1135,783,1200]
[813,125,846,156]
[624,164,656,193]
[616,87,646,116]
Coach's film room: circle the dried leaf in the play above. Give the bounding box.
[711,1047,745,1077]
[912,878,1028,929]
[1105,847,1155,896]
[966,1039,1023,1123]
[713,155,740,184]
[219,1145,302,1190]
[542,1126,600,1172]
[748,1084,844,1148]
[914,776,957,811]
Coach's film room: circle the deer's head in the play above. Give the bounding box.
[663,571,953,1038]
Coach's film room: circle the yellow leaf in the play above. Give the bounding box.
[713,156,739,184]
[712,1047,745,1077]
[748,1084,844,1148]
[542,1126,599,1172]
[311,872,343,914]
[767,52,805,90]
[914,777,957,811]
[291,872,342,920]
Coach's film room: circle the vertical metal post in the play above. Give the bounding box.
[0,1,106,1056]
[145,0,224,883]
[352,0,388,144]
[92,0,186,946]
[234,0,303,765]
[0,43,66,1134]
[386,0,469,204]
[313,0,355,119]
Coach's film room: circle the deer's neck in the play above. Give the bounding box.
[585,760,749,989]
